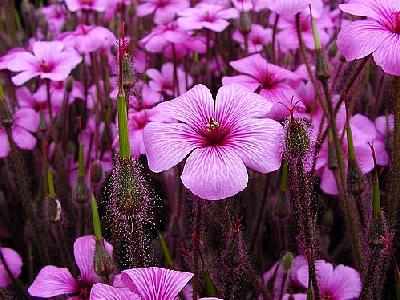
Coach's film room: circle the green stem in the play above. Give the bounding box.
[117,89,131,159]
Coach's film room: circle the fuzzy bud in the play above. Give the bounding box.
[74,176,90,204]
[328,42,338,58]
[44,197,62,223]
[347,159,365,195]
[94,240,113,278]
[0,91,12,127]
[316,48,330,81]
[285,119,310,158]
[239,12,251,35]
[91,161,104,183]
[282,252,293,271]
[122,53,135,91]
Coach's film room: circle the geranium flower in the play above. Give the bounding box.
[231,0,268,12]
[0,108,39,158]
[28,235,112,299]
[222,54,301,120]
[90,267,193,299]
[337,0,400,76]
[65,0,108,12]
[58,24,116,55]
[143,84,283,200]
[6,41,82,86]
[40,4,67,35]
[137,0,189,25]
[295,260,361,300]
[178,3,239,32]
[233,24,272,53]
[0,248,23,288]
[146,63,193,98]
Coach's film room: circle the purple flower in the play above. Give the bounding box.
[143,84,283,200]
[231,0,268,12]
[0,248,23,288]
[28,235,112,299]
[0,108,39,158]
[296,260,361,300]
[65,0,108,12]
[40,4,67,35]
[137,0,189,25]
[222,54,301,120]
[90,267,193,300]
[337,0,400,76]
[6,41,82,86]
[266,0,312,17]
[58,24,116,55]
[233,24,272,53]
[178,3,239,32]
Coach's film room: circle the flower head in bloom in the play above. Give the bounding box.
[137,0,189,25]
[0,248,23,288]
[143,84,283,200]
[178,3,239,32]
[6,41,82,86]
[222,54,301,120]
[90,267,193,299]
[28,235,112,299]
[233,24,272,53]
[58,24,116,55]
[337,0,400,75]
[296,260,361,300]
[40,4,67,35]
[266,0,312,17]
[0,108,39,158]
[65,0,108,12]
[146,63,193,98]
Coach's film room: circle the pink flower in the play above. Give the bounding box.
[178,3,239,32]
[146,63,193,98]
[58,24,116,55]
[40,4,67,35]
[90,267,193,300]
[222,54,301,120]
[143,84,283,200]
[0,248,23,288]
[337,0,400,76]
[266,0,312,17]
[28,235,113,299]
[6,41,82,86]
[65,0,108,12]
[0,108,39,158]
[0,48,25,70]
[296,260,361,300]
[233,24,272,53]
[137,0,189,24]
[231,0,268,12]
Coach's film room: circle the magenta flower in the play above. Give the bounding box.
[146,63,193,98]
[337,0,400,76]
[178,3,239,32]
[65,0,108,12]
[233,24,272,53]
[6,41,82,86]
[296,260,361,300]
[137,0,189,25]
[40,4,67,35]
[222,54,301,120]
[266,0,312,17]
[232,0,268,12]
[58,24,116,55]
[0,108,39,158]
[28,235,112,299]
[0,248,23,288]
[90,267,193,300]
[143,84,283,200]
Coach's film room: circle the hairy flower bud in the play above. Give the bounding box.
[239,12,251,35]
[91,161,104,183]
[94,239,113,278]
[74,176,90,204]
[43,197,62,223]
[282,252,293,271]
[285,118,310,158]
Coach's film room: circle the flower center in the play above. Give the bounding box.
[394,12,400,33]
[381,11,400,33]
[261,73,277,89]
[202,12,217,23]
[202,117,230,146]
[81,0,94,5]
[39,61,54,73]
[75,278,92,300]
[157,0,169,8]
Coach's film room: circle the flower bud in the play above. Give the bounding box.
[285,119,310,158]
[91,161,104,183]
[316,48,330,81]
[282,252,293,271]
[44,197,62,223]
[239,12,251,35]
[94,239,113,278]
[74,176,90,204]
[122,53,135,91]
[328,42,337,58]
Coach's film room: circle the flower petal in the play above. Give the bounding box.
[12,127,37,150]
[329,264,361,299]
[121,267,193,300]
[266,0,312,16]
[143,122,200,172]
[181,146,248,200]
[90,283,139,300]
[0,129,10,158]
[373,32,400,76]
[28,266,78,297]
[0,248,23,288]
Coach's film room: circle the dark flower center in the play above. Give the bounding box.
[260,73,278,89]
[39,61,54,73]
[381,11,400,33]
[157,0,169,8]
[201,117,230,147]
[81,0,94,5]
[74,278,92,300]
[202,12,217,23]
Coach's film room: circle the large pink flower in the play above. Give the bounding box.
[178,3,239,32]
[137,0,189,25]
[143,84,283,200]
[90,267,193,300]
[6,41,82,86]
[28,235,112,299]
[337,0,400,76]
[0,108,39,158]
[0,248,23,288]
[222,54,301,120]
[296,260,361,300]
